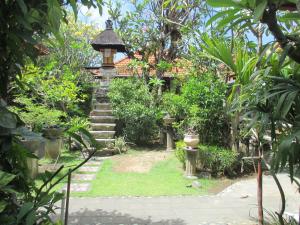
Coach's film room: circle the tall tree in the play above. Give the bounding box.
[107,0,207,81]
[0,0,103,101]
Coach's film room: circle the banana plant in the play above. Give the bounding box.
[206,0,300,64]
[195,34,257,100]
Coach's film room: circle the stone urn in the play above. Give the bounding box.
[183,134,199,149]
[21,136,46,178]
[163,116,175,126]
[42,127,64,139]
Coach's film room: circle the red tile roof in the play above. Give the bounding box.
[87,52,188,78]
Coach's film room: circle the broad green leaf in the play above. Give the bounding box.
[275,92,288,117]
[216,11,241,30]
[25,211,36,225]
[0,170,16,186]
[16,0,28,15]
[78,127,99,148]
[47,0,63,30]
[0,201,7,213]
[279,44,292,67]
[66,131,88,149]
[224,16,252,33]
[279,12,300,22]
[281,91,298,118]
[69,0,78,20]
[17,202,34,222]
[248,0,256,8]
[163,0,172,8]
[206,9,239,27]
[253,0,267,21]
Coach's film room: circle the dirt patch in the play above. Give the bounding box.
[208,174,257,194]
[208,178,235,194]
[113,151,170,173]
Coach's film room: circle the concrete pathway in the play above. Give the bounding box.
[63,158,103,192]
[59,174,299,225]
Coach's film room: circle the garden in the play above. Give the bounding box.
[0,0,300,225]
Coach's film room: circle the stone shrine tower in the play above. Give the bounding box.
[89,20,126,146]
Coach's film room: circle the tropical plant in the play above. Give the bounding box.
[198,144,238,176]
[108,78,160,144]
[113,136,129,154]
[0,1,104,223]
[107,0,207,84]
[162,92,185,119]
[175,141,187,168]
[9,96,66,132]
[0,0,103,101]
[181,74,229,146]
[174,141,239,176]
[204,1,300,223]
[206,0,300,64]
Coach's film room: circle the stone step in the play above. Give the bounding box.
[95,138,115,144]
[91,123,116,131]
[90,116,116,123]
[90,131,115,139]
[94,103,112,110]
[90,110,113,116]
[62,183,91,192]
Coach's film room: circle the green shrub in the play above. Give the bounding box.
[161,92,185,119]
[198,145,238,176]
[181,74,230,146]
[108,78,159,144]
[162,73,230,146]
[175,141,186,168]
[113,136,128,154]
[9,96,66,132]
[174,141,238,177]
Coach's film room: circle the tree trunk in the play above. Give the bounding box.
[257,147,264,225]
[0,59,10,102]
[257,23,263,55]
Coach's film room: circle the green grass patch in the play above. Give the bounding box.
[36,149,83,191]
[74,153,216,197]
[37,149,217,197]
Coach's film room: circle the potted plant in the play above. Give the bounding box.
[183,118,199,148]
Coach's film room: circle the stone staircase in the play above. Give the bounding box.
[90,102,116,145]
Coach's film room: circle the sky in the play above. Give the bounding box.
[78,4,109,29]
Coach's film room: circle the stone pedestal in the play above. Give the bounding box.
[21,137,45,179]
[27,158,38,178]
[166,127,174,151]
[45,138,62,159]
[163,116,175,152]
[99,67,116,87]
[184,147,198,179]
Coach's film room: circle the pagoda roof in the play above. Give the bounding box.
[91,20,126,52]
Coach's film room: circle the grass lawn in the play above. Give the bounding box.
[80,153,216,197]
[38,148,220,197]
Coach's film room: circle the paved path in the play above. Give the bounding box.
[62,157,104,192]
[59,174,299,225]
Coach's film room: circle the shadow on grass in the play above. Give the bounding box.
[129,144,166,152]
[56,209,187,225]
